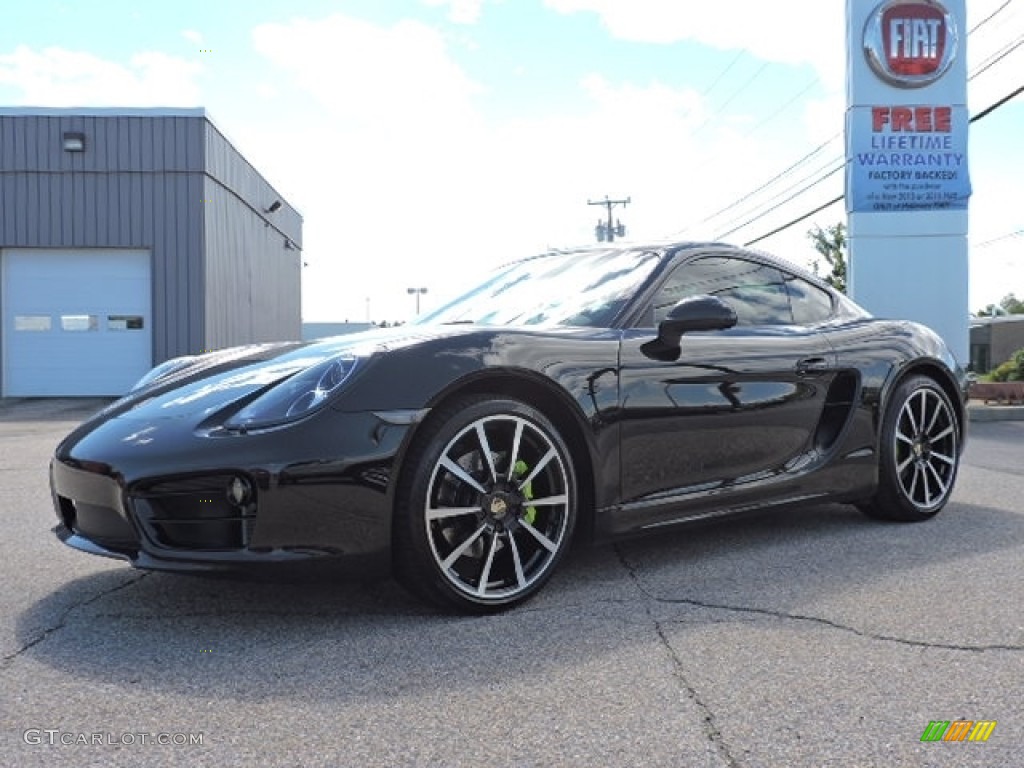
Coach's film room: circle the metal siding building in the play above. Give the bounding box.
[0,107,301,396]
[969,315,1024,374]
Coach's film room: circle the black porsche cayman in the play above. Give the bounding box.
[50,241,967,612]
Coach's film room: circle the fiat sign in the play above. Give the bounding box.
[864,0,958,87]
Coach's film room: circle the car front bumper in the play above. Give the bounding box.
[48,408,418,576]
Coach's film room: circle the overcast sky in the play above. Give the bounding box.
[2,0,1021,322]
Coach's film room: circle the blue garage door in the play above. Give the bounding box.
[2,249,152,396]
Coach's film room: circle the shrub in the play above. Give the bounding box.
[1013,348,1024,373]
[989,348,1024,382]
[989,361,1015,382]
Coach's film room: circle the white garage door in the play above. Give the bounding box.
[3,249,152,396]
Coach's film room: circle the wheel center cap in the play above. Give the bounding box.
[913,438,931,460]
[490,496,508,518]
[487,494,511,520]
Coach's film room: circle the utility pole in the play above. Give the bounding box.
[588,195,630,242]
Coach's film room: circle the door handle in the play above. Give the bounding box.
[796,357,831,375]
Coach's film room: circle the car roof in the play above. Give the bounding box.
[529,239,835,294]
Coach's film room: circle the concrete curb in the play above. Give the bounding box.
[967,402,1024,422]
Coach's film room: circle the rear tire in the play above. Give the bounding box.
[393,396,577,613]
[859,375,960,522]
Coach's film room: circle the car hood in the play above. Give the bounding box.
[105,325,479,422]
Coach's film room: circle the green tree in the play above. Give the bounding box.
[1000,293,1024,314]
[975,294,1024,316]
[808,222,847,294]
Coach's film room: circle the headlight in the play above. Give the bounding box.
[132,355,196,391]
[225,356,358,431]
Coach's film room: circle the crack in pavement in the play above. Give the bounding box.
[1,572,150,671]
[614,547,1024,654]
[652,617,742,768]
[615,546,741,768]
[653,600,1024,653]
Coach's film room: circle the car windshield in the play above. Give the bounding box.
[415,247,661,328]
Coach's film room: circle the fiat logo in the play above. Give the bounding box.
[864,0,958,88]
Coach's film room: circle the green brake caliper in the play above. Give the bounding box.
[513,459,538,525]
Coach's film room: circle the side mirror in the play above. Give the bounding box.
[641,295,737,361]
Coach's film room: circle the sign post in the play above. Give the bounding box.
[846,0,969,363]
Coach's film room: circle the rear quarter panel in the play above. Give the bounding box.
[823,317,967,462]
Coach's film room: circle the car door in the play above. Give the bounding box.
[615,253,837,530]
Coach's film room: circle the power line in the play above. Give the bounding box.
[670,84,835,235]
[718,48,1017,239]
[969,33,1024,81]
[719,163,844,241]
[702,51,1023,245]
[708,61,771,116]
[970,0,1014,34]
[675,132,842,236]
[738,82,1024,247]
[690,61,770,137]
[970,81,1024,121]
[738,78,822,139]
[698,50,746,99]
[744,195,843,247]
[713,156,845,238]
[976,228,1024,248]
[678,18,1021,243]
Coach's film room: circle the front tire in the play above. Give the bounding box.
[394,396,577,613]
[859,375,960,522]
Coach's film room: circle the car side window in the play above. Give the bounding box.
[786,276,835,325]
[639,255,793,327]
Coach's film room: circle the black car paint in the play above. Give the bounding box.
[50,243,967,579]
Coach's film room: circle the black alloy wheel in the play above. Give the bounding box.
[860,375,960,522]
[394,396,577,612]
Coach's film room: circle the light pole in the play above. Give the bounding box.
[407,287,428,315]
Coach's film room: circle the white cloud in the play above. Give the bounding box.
[252,82,278,100]
[802,94,845,146]
[545,0,845,90]
[541,0,1024,111]
[0,2,1014,330]
[0,45,202,107]
[251,15,482,139]
[421,0,487,25]
[244,8,840,320]
[249,14,496,320]
[245,8,859,321]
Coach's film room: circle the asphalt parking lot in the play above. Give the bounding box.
[1,399,1021,768]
